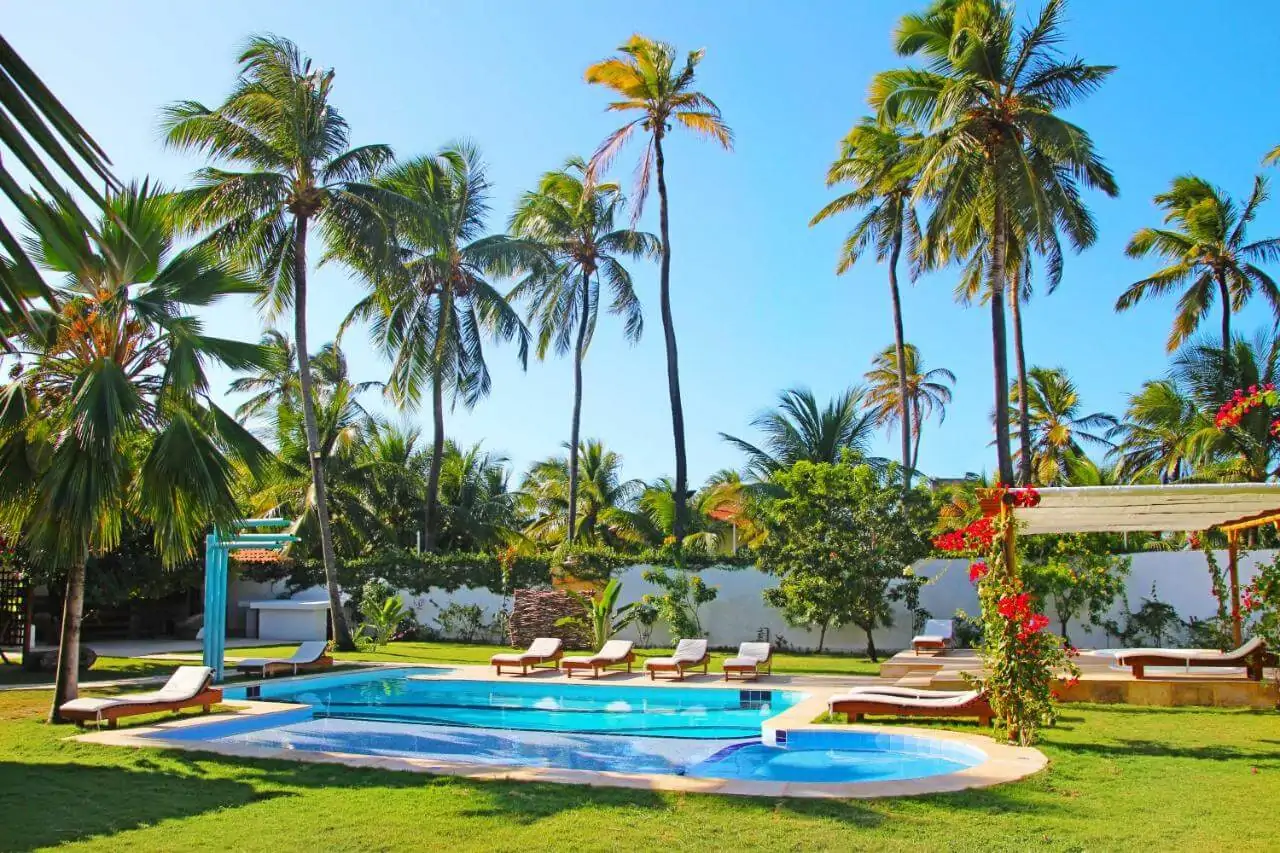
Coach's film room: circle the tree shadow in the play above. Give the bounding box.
[1050,738,1280,763]
[0,761,287,852]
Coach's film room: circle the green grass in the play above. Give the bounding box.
[224,640,884,677]
[0,690,1277,852]
[0,656,183,687]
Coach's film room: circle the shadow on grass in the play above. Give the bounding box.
[1050,737,1280,763]
[0,761,288,852]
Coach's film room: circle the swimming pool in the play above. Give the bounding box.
[226,669,803,739]
[196,669,992,787]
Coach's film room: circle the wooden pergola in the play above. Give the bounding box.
[980,483,1280,646]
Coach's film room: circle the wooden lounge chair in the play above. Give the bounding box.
[645,638,709,681]
[828,687,994,726]
[912,619,955,655]
[234,641,333,678]
[722,642,772,681]
[490,637,563,676]
[59,665,222,729]
[1115,636,1276,680]
[560,640,635,679]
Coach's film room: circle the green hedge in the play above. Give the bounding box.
[238,546,755,595]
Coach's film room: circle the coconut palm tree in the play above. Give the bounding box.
[811,118,922,490]
[1010,367,1116,485]
[0,182,272,721]
[520,439,646,547]
[162,35,396,650]
[1116,175,1280,352]
[345,145,532,551]
[873,0,1118,483]
[1107,380,1203,484]
[436,440,520,552]
[720,387,879,481]
[865,343,955,474]
[585,35,733,541]
[0,34,117,339]
[509,158,657,543]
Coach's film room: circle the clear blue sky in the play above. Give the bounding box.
[6,2,1279,486]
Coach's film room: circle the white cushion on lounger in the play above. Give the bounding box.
[829,688,983,710]
[493,637,562,663]
[237,641,329,669]
[60,666,213,714]
[646,638,707,669]
[563,640,634,666]
[1116,637,1264,664]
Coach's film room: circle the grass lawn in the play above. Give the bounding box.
[0,690,1277,851]
[0,657,182,687]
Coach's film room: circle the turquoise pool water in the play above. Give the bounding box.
[226,669,800,739]
[201,670,987,784]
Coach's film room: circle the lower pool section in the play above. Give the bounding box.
[148,713,985,784]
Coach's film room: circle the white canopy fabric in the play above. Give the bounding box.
[1011,483,1280,534]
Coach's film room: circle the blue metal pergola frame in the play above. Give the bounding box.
[203,518,298,681]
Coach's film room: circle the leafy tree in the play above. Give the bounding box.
[0,182,272,720]
[585,34,733,541]
[755,459,930,658]
[874,0,1117,483]
[640,565,717,639]
[811,118,922,491]
[1022,535,1130,644]
[1117,175,1280,351]
[864,343,954,474]
[1105,584,1183,647]
[556,578,637,649]
[163,35,397,650]
[1010,367,1116,485]
[0,34,117,341]
[509,158,657,543]
[345,146,531,551]
[720,387,879,481]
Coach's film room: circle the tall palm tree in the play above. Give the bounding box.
[585,35,733,540]
[509,158,657,543]
[874,0,1117,483]
[1107,380,1202,484]
[161,35,396,650]
[1010,367,1116,485]
[346,145,532,551]
[229,333,381,428]
[720,387,879,481]
[1116,175,1280,351]
[520,439,646,548]
[0,182,271,721]
[811,118,921,491]
[865,343,955,474]
[0,34,117,339]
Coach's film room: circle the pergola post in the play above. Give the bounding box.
[1227,528,1242,647]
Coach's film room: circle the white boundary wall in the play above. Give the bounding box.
[228,549,1272,652]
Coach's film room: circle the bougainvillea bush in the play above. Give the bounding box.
[934,486,1077,746]
[1242,554,1280,671]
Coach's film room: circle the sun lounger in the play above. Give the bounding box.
[645,638,709,680]
[59,665,221,728]
[912,619,955,654]
[722,642,772,681]
[828,687,993,726]
[1115,637,1276,680]
[235,641,333,678]
[490,637,563,676]
[560,640,636,679]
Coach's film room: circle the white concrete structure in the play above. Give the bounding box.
[229,548,1271,654]
[245,599,329,641]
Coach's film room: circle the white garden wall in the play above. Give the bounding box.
[227,549,1272,653]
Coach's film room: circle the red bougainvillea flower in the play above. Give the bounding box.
[1216,383,1277,429]
[997,593,1032,621]
[968,561,989,583]
[1066,645,1080,658]
[933,517,997,554]
[1064,676,1079,689]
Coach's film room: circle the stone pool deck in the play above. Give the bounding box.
[70,663,1047,799]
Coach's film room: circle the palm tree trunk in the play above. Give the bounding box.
[887,216,912,494]
[653,132,688,541]
[294,215,355,651]
[1218,272,1231,351]
[424,363,445,551]
[988,197,1015,485]
[566,271,591,544]
[910,396,923,473]
[1009,270,1033,486]
[47,562,85,722]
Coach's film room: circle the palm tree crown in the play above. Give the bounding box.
[865,343,955,473]
[1117,175,1280,351]
[1010,367,1116,485]
[721,387,879,481]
